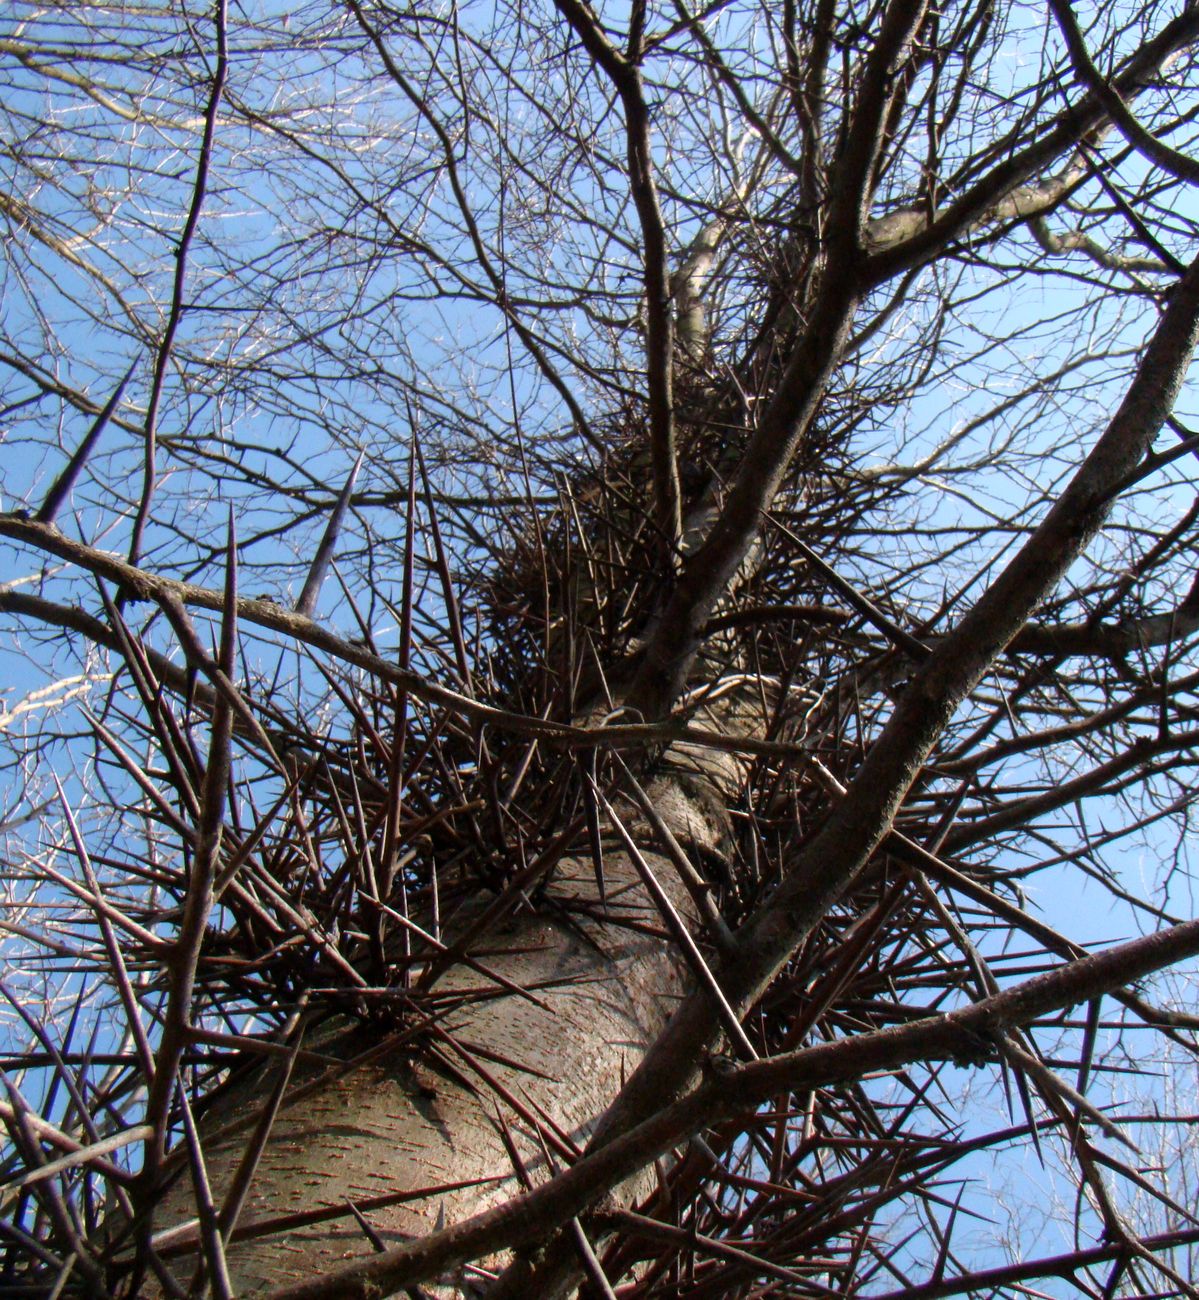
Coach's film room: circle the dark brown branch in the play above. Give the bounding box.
[942,726,1199,852]
[866,1227,1199,1300]
[126,0,228,571]
[1008,573,1199,656]
[1049,0,1199,187]
[552,0,681,550]
[626,0,938,717]
[864,2,1199,281]
[137,521,239,1238]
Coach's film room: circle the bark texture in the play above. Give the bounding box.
[153,725,754,1294]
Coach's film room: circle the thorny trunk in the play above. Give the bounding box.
[153,729,755,1294]
[150,345,766,1290]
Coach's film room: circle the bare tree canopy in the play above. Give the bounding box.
[3,0,1199,1295]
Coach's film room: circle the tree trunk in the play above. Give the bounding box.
[154,717,755,1295]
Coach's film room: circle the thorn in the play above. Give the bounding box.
[294,451,364,617]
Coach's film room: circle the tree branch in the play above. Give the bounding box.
[1048,0,1199,187]
[552,0,682,551]
[864,2,1199,280]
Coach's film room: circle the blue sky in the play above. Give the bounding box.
[3,0,1199,1290]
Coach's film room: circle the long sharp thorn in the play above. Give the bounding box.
[217,1027,304,1243]
[218,505,239,678]
[36,361,136,524]
[581,753,606,909]
[569,1218,618,1300]
[176,1082,234,1300]
[294,450,363,617]
[414,433,472,690]
[1077,996,1102,1097]
[378,447,417,934]
[931,1186,965,1284]
[52,777,156,1081]
[345,1199,387,1253]
[592,778,757,1061]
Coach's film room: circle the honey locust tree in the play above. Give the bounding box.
[4,0,1199,1295]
